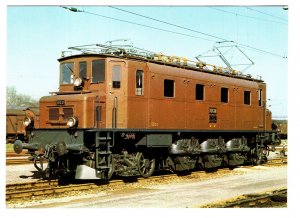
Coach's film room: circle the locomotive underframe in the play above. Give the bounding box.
[15,128,278,180]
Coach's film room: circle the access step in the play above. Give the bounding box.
[96,137,112,141]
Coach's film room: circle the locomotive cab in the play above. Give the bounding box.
[14,54,129,180]
[36,54,129,130]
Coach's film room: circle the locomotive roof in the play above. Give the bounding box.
[59,45,264,83]
[6,106,39,116]
[6,108,26,116]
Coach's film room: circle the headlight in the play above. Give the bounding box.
[74,77,83,87]
[23,117,32,127]
[67,117,77,128]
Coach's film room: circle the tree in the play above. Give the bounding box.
[6,86,38,107]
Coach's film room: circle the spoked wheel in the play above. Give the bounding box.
[136,152,156,178]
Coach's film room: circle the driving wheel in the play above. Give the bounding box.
[136,152,155,178]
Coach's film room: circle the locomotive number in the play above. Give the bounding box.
[121,133,136,140]
[56,100,65,106]
[209,107,217,123]
[209,108,217,114]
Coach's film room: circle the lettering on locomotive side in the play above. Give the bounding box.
[209,108,217,114]
[209,107,217,123]
[150,122,159,127]
[121,133,136,140]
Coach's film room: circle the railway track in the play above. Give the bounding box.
[203,188,287,208]
[6,151,29,157]
[5,152,286,167]
[6,157,287,201]
[6,158,31,165]
[6,151,31,165]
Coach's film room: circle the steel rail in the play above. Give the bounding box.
[6,158,31,165]
[216,188,287,208]
[6,157,286,201]
[6,151,29,157]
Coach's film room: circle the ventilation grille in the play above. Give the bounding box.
[48,107,73,120]
[63,108,73,120]
[49,108,59,120]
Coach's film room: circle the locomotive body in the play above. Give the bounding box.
[14,45,279,180]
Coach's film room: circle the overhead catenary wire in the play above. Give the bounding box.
[109,6,227,42]
[234,43,287,59]
[60,6,287,59]
[209,7,287,25]
[59,6,215,43]
[84,11,217,42]
[108,6,286,59]
[245,7,288,22]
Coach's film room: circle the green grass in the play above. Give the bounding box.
[6,143,14,152]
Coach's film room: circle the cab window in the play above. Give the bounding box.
[79,61,87,79]
[136,70,144,95]
[60,62,74,84]
[112,65,121,88]
[258,89,263,106]
[92,60,105,83]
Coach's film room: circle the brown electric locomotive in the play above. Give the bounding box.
[13,42,280,180]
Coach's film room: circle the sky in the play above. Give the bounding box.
[6,5,288,118]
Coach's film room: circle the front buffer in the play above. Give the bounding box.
[13,129,99,180]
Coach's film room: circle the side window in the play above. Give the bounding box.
[79,61,87,79]
[221,87,229,103]
[244,91,251,105]
[164,79,175,97]
[258,89,263,106]
[112,65,121,88]
[60,62,74,84]
[196,84,204,100]
[136,70,144,95]
[92,60,105,83]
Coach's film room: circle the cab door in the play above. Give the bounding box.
[257,87,265,129]
[106,59,127,128]
[94,96,104,128]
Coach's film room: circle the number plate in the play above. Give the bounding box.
[56,100,65,106]
[209,108,217,114]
